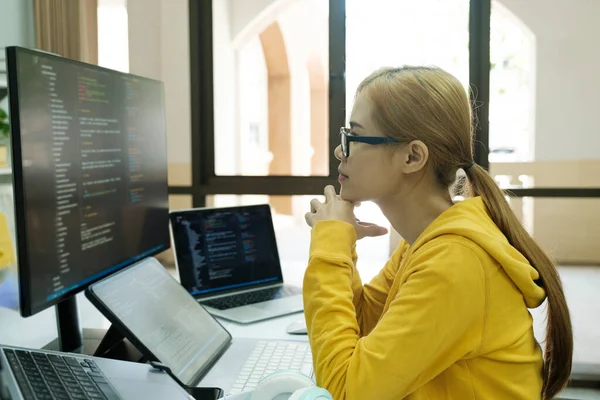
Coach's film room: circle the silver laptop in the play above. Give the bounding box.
[169,204,303,324]
[85,257,313,396]
[0,343,194,400]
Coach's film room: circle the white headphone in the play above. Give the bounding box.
[222,371,332,400]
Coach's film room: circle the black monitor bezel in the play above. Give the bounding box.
[6,46,170,317]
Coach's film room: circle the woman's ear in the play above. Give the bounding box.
[400,140,429,174]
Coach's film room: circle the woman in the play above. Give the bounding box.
[303,66,573,400]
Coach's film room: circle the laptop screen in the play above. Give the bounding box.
[169,205,284,297]
[85,258,232,387]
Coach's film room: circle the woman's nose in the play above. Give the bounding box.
[334,144,344,161]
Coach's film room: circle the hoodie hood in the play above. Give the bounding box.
[409,197,546,309]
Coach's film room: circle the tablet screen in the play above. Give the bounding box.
[87,258,231,386]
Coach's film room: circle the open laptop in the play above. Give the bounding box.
[85,257,313,396]
[169,204,303,324]
[0,343,196,400]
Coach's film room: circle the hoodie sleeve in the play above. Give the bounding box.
[350,240,406,336]
[304,221,486,399]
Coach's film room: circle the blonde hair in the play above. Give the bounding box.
[358,66,572,399]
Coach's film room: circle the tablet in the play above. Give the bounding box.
[85,257,232,387]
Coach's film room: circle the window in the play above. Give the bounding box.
[488,0,600,265]
[97,0,129,72]
[212,0,330,177]
[489,1,535,163]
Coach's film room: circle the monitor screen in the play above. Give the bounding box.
[86,258,231,387]
[169,205,283,297]
[7,47,169,316]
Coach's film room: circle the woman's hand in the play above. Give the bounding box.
[305,185,388,240]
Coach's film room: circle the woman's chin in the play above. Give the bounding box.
[339,189,360,203]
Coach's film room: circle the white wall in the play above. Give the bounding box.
[128,0,191,167]
[229,0,293,47]
[97,0,129,72]
[277,0,325,177]
[499,0,600,161]
[0,0,34,108]
[213,0,238,176]
[0,0,34,51]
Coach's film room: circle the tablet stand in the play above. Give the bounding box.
[42,297,146,363]
[93,324,148,362]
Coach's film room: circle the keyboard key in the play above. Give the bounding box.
[63,356,82,367]
[52,390,70,400]
[89,373,108,385]
[79,378,95,386]
[96,381,121,400]
[47,354,63,363]
[84,383,102,393]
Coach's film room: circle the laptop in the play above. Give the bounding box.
[85,257,314,396]
[0,343,197,400]
[169,204,303,324]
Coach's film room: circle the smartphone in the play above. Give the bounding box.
[184,386,224,400]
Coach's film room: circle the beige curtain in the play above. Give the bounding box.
[33,0,98,64]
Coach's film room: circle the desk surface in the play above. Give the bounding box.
[1,261,599,398]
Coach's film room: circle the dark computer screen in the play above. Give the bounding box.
[7,47,170,316]
[169,205,283,296]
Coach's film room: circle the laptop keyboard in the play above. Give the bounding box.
[228,340,313,395]
[4,348,120,400]
[200,286,302,310]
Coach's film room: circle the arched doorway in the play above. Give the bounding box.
[259,22,293,214]
[307,52,328,176]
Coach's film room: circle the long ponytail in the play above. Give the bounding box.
[465,165,573,400]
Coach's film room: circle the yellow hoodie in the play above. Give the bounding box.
[303,197,545,399]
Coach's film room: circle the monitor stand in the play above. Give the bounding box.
[42,296,145,363]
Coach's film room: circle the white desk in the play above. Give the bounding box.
[218,313,307,342]
[1,261,600,398]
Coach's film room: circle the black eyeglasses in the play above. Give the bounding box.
[339,127,401,158]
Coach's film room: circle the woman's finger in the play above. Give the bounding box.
[323,185,337,203]
[310,198,323,213]
[356,223,388,237]
[304,212,314,227]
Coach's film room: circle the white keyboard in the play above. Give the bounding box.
[229,341,313,395]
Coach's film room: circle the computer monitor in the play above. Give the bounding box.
[5,46,170,352]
